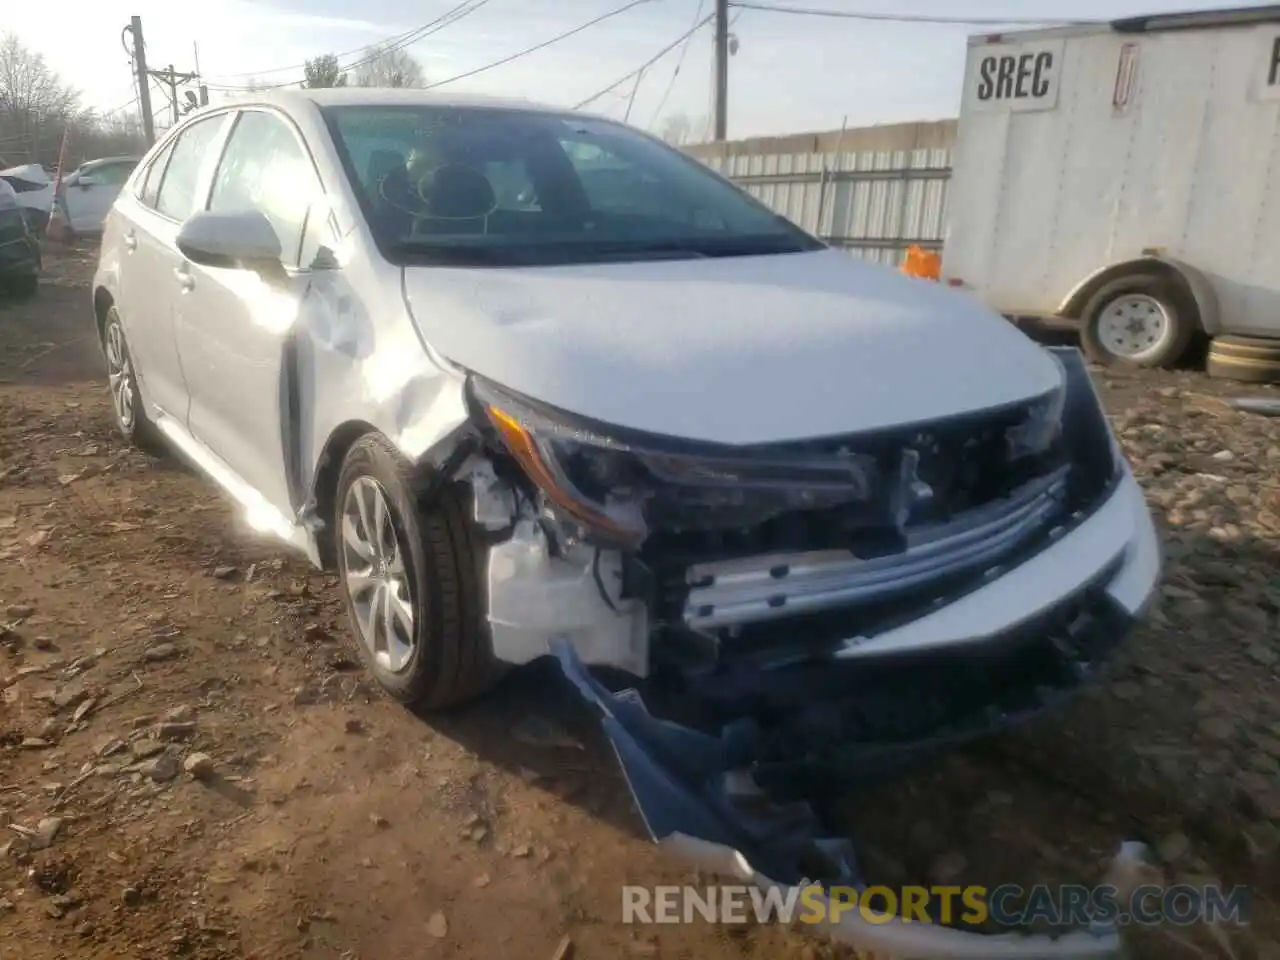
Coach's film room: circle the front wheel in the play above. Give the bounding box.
[334,434,501,710]
[1080,275,1196,369]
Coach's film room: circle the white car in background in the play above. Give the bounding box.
[57,157,141,236]
[0,156,141,238]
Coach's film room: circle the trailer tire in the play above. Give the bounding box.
[1206,336,1280,384]
[1080,275,1196,370]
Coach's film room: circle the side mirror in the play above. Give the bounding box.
[74,178,96,189]
[176,210,284,279]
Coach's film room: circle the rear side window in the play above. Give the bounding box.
[137,141,176,210]
[155,116,224,221]
[138,140,175,208]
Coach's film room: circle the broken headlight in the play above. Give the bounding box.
[469,376,650,547]
[1049,346,1125,493]
[1006,350,1067,460]
[469,376,879,547]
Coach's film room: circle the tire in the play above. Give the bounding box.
[101,306,165,453]
[334,433,501,710]
[1080,274,1196,369]
[1206,336,1280,384]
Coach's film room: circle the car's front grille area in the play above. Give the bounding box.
[678,467,1066,632]
[640,393,1060,551]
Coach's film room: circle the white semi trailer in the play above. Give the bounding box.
[943,4,1280,380]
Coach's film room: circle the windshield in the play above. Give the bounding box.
[321,105,823,266]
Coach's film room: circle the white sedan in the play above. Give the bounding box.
[91,88,1159,954]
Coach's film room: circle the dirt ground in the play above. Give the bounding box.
[1,247,1279,960]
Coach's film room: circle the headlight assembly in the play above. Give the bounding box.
[469,376,650,547]
[1007,369,1067,461]
[468,375,877,547]
[1048,346,1125,489]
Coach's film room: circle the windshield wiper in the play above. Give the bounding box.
[384,233,815,267]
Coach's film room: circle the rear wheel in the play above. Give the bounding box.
[102,306,164,453]
[1080,275,1196,369]
[334,434,502,710]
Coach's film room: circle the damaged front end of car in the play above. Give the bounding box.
[456,346,1156,958]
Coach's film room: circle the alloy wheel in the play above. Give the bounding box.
[104,317,136,433]
[340,476,417,673]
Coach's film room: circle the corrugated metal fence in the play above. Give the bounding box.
[684,120,957,267]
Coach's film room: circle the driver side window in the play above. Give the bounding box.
[207,110,326,267]
[155,115,225,221]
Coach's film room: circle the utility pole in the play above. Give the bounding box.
[165,64,178,124]
[127,16,155,146]
[713,0,729,141]
[194,42,209,106]
[147,65,200,125]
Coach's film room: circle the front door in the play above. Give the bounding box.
[173,107,329,518]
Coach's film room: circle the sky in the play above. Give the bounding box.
[5,0,1276,141]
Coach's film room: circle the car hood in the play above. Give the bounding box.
[401,248,1063,445]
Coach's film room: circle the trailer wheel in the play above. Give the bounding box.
[1080,275,1196,369]
[1206,335,1280,384]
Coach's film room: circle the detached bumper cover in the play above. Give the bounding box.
[553,469,1159,958]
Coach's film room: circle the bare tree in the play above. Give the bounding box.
[0,33,84,165]
[304,54,348,89]
[0,34,145,168]
[352,44,425,88]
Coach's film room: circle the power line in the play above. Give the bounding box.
[424,0,658,89]
[575,11,716,110]
[207,0,487,81]
[205,0,662,99]
[206,0,494,91]
[648,0,706,127]
[725,2,1101,26]
[343,0,495,80]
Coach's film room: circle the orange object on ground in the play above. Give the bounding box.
[900,244,941,281]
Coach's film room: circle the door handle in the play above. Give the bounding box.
[174,265,194,292]
[123,232,137,252]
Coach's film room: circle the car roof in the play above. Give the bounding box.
[80,156,143,169]
[234,87,568,116]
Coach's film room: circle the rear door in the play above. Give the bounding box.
[115,115,230,421]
